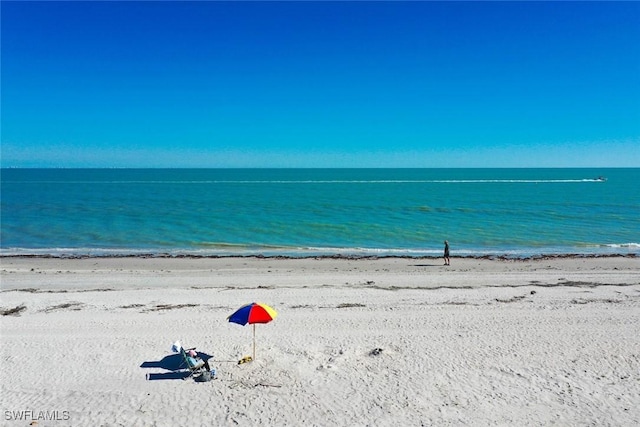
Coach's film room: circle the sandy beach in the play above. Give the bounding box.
[1,255,639,426]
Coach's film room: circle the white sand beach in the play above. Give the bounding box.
[1,256,639,426]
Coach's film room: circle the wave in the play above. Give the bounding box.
[2,178,608,185]
[596,243,640,249]
[1,243,637,259]
[4,179,605,185]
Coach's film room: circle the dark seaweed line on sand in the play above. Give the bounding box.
[2,281,638,296]
[366,281,639,291]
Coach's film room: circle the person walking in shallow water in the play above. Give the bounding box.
[444,240,450,265]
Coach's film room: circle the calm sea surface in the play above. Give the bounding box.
[1,168,638,258]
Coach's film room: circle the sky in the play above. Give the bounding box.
[2,1,639,168]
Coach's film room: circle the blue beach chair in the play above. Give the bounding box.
[172,341,207,379]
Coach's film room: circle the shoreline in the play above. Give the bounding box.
[2,252,637,260]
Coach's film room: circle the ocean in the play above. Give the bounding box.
[1,168,638,258]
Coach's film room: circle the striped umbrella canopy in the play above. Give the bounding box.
[228,302,278,361]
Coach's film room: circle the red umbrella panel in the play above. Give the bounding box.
[228,302,277,360]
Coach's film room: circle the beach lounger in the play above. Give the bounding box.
[180,348,207,378]
[172,341,207,379]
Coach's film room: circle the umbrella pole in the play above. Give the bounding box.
[253,324,256,360]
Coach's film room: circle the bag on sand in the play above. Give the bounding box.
[195,371,212,382]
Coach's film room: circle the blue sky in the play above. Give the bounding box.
[2,1,639,168]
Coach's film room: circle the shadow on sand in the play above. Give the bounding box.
[141,351,213,381]
[412,263,447,267]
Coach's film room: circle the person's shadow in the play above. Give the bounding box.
[141,351,213,381]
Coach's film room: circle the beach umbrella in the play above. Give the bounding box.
[227,302,278,361]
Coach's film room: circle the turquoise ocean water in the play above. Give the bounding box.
[1,168,638,258]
